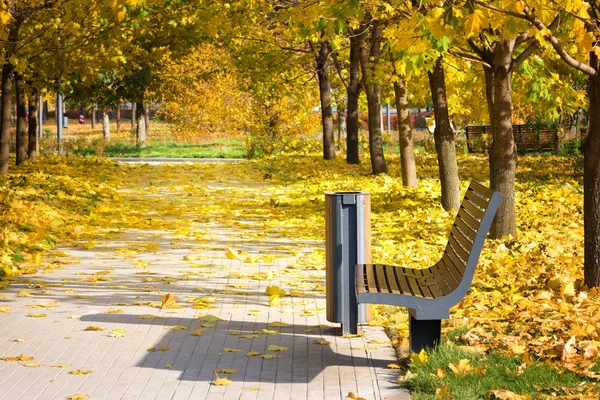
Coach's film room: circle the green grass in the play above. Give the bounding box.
[74,139,246,159]
[404,329,595,399]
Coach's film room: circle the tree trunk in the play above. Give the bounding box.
[428,56,460,210]
[136,101,146,148]
[14,71,27,166]
[486,41,517,238]
[131,102,137,137]
[337,101,347,142]
[102,110,110,141]
[359,20,387,175]
[144,104,150,137]
[91,105,96,129]
[346,33,362,164]
[0,62,14,174]
[116,104,121,134]
[394,75,417,188]
[584,55,600,287]
[315,34,335,160]
[28,87,38,160]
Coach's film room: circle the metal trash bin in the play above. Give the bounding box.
[325,191,371,333]
[63,114,68,128]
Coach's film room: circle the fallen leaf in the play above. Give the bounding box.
[0,307,9,312]
[222,348,242,353]
[69,370,92,375]
[260,354,280,359]
[246,351,262,357]
[191,328,205,336]
[27,313,47,318]
[269,321,290,327]
[166,325,188,331]
[138,314,166,319]
[215,368,237,374]
[165,364,173,369]
[410,349,429,365]
[159,346,169,351]
[196,314,223,322]
[267,345,289,352]
[435,385,454,399]
[51,364,70,368]
[312,339,330,345]
[108,329,126,338]
[486,389,527,399]
[84,326,105,331]
[347,392,366,400]
[448,359,473,376]
[561,335,578,361]
[161,293,177,309]
[23,363,42,368]
[0,354,34,361]
[14,338,25,343]
[67,394,88,400]
[213,372,233,386]
[387,363,401,370]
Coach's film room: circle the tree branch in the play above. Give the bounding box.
[511,39,539,70]
[522,5,597,77]
[330,50,348,90]
[447,49,491,68]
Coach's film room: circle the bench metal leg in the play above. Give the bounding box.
[409,316,441,353]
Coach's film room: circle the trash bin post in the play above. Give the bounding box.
[325,192,371,334]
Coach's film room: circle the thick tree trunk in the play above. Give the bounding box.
[102,110,110,141]
[316,35,335,160]
[0,62,14,174]
[14,71,27,166]
[116,104,121,134]
[486,41,517,238]
[428,56,460,210]
[346,33,362,164]
[28,87,38,160]
[394,75,417,188]
[91,105,96,129]
[584,55,600,287]
[136,101,146,148]
[131,102,137,137]
[359,20,387,175]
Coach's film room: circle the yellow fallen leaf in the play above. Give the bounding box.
[410,349,429,365]
[436,385,454,398]
[165,364,173,369]
[14,338,25,343]
[69,370,92,375]
[313,339,330,345]
[159,346,169,351]
[348,392,366,400]
[27,313,47,318]
[191,328,205,336]
[269,321,290,327]
[222,348,242,353]
[108,308,123,313]
[108,329,126,337]
[267,345,289,352]
[387,363,401,370]
[27,301,59,309]
[166,325,188,331]
[0,307,9,312]
[215,368,237,374]
[269,293,281,306]
[261,329,279,335]
[84,326,105,331]
[213,372,233,386]
[264,285,286,296]
[225,249,238,259]
[561,335,578,361]
[261,354,280,359]
[197,314,223,322]
[240,334,259,339]
[486,389,527,399]
[138,314,166,319]
[246,351,262,357]
[161,293,177,309]
[67,394,88,400]
[17,290,34,297]
[23,363,42,368]
[448,359,473,376]
[0,354,34,361]
[51,364,70,368]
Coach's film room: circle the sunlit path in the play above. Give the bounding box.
[0,162,407,400]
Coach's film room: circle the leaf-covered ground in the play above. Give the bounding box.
[0,152,596,397]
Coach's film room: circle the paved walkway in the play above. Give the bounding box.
[0,163,409,400]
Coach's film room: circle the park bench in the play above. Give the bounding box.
[466,125,559,154]
[349,181,502,353]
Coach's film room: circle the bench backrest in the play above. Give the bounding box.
[431,181,502,299]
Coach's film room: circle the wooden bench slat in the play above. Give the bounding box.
[451,228,474,253]
[444,245,467,275]
[412,268,435,298]
[437,258,460,291]
[403,268,425,297]
[462,199,485,221]
[470,181,494,199]
[384,265,401,294]
[448,235,470,263]
[356,264,367,294]
[457,208,481,232]
[366,263,378,293]
[455,217,477,242]
[465,189,489,210]
[375,264,390,293]
[428,264,453,296]
[393,266,413,295]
